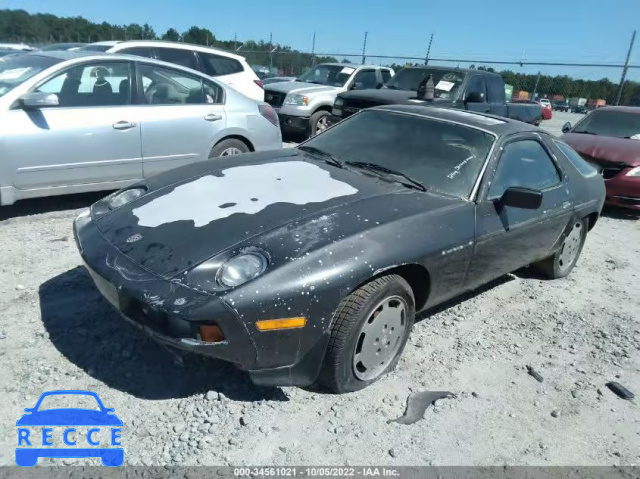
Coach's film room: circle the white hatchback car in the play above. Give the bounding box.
[80,41,264,101]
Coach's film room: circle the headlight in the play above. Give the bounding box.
[626,166,640,177]
[217,253,268,287]
[284,94,309,106]
[108,187,145,209]
[334,97,344,107]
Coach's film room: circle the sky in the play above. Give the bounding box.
[4,0,640,80]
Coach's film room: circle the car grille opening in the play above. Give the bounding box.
[264,91,285,108]
[579,154,626,180]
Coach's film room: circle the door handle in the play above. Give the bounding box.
[112,121,137,130]
[204,114,223,122]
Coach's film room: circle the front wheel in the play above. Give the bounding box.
[533,218,587,279]
[309,110,331,137]
[319,275,415,393]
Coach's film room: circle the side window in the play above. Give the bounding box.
[201,53,243,76]
[554,141,598,177]
[36,61,131,107]
[352,69,378,89]
[380,69,392,84]
[155,48,198,71]
[118,47,155,59]
[488,140,561,198]
[466,75,486,98]
[203,79,225,104]
[486,76,505,103]
[139,63,216,105]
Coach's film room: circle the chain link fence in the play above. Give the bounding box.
[3,36,639,107]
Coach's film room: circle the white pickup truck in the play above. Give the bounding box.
[263,63,394,137]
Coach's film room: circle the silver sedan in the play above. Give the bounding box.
[0,51,282,206]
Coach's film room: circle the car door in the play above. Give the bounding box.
[3,60,142,190]
[135,62,227,177]
[465,135,573,289]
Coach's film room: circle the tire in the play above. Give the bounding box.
[532,218,588,279]
[319,274,415,393]
[208,138,250,158]
[309,110,331,137]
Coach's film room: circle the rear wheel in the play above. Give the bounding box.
[319,275,415,393]
[309,110,331,137]
[209,139,250,158]
[533,218,587,279]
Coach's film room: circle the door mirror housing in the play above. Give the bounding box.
[465,91,485,103]
[499,187,542,209]
[561,121,572,133]
[350,81,364,91]
[19,92,59,109]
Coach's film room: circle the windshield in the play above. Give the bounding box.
[302,110,495,197]
[385,68,465,99]
[0,54,60,98]
[297,64,355,87]
[36,393,102,411]
[572,110,640,139]
[77,44,112,52]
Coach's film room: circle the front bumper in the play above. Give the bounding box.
[277,113,310,132]
[73,210,329,386]
[605,171,640,211]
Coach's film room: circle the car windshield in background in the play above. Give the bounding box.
[303,110,495,198]
[572,110,640,139]
[385,68,465,98]
[0,54,60,98]
[77,44,112,52]
[297,65,354,87]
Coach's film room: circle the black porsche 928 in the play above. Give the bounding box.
[74,106,605,393]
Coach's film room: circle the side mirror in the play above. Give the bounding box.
[499,187,542,209]
[23,408,34,413]
[19,92,59,109]
[465,91,485,103]
[350,81,364,91]
[562,122,572,133]
[376,83,384,89]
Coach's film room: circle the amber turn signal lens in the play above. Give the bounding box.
[199,325,225,342]
[256,317,306,331]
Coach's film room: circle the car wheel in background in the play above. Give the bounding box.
[533,218,588,279]
[319,274,415,393]
[209,139,250,158]
[309,110,331,137]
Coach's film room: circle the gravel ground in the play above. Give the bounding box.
[0,114,639,467]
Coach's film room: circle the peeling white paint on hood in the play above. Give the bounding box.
[133,161,359,228]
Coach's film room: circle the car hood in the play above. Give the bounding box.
[265,81,340,96]
[562,133,640,166]
[93,150,427,278]
[16,409,123,426]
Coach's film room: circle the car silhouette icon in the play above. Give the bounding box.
[15,390,123,467]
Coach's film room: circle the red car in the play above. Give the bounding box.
[511,99,552,121]
[561,106,640,211]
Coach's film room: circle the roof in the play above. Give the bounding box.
[318,62,387,69]
[371,104,541,135]
[594,106,640,114]
[405,65,501,76]
[110,40,246,61]
[87,41,121,46]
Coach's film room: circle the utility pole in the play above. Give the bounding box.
[269,32,273,71]
[424,33,434,65]
[311,31,316,67]
[361,31,368,64]
[234,32,237,51]
[532,71,541,99]
[616,30,636,105]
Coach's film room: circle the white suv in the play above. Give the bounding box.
[80,41,264,101]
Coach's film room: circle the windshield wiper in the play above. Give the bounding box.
[346,161,426,191]
[298,145,343,168]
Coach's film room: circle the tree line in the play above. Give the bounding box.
[1,8,639,105]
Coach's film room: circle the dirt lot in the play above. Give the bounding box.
[0,116,639,467]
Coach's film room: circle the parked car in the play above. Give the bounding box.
[0,51,281,206]
[331,67,543,126]
[75,106,604,393]
[510,98,550,123]
[572,104,587,114]
[561,106,640,210]
[79,41,263,101]
[39,42,86,52]
[538,98,552,110]
[539,101,552,120]
[554,100,570,112]
[0,42,34,51]
[263,63,394,137]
